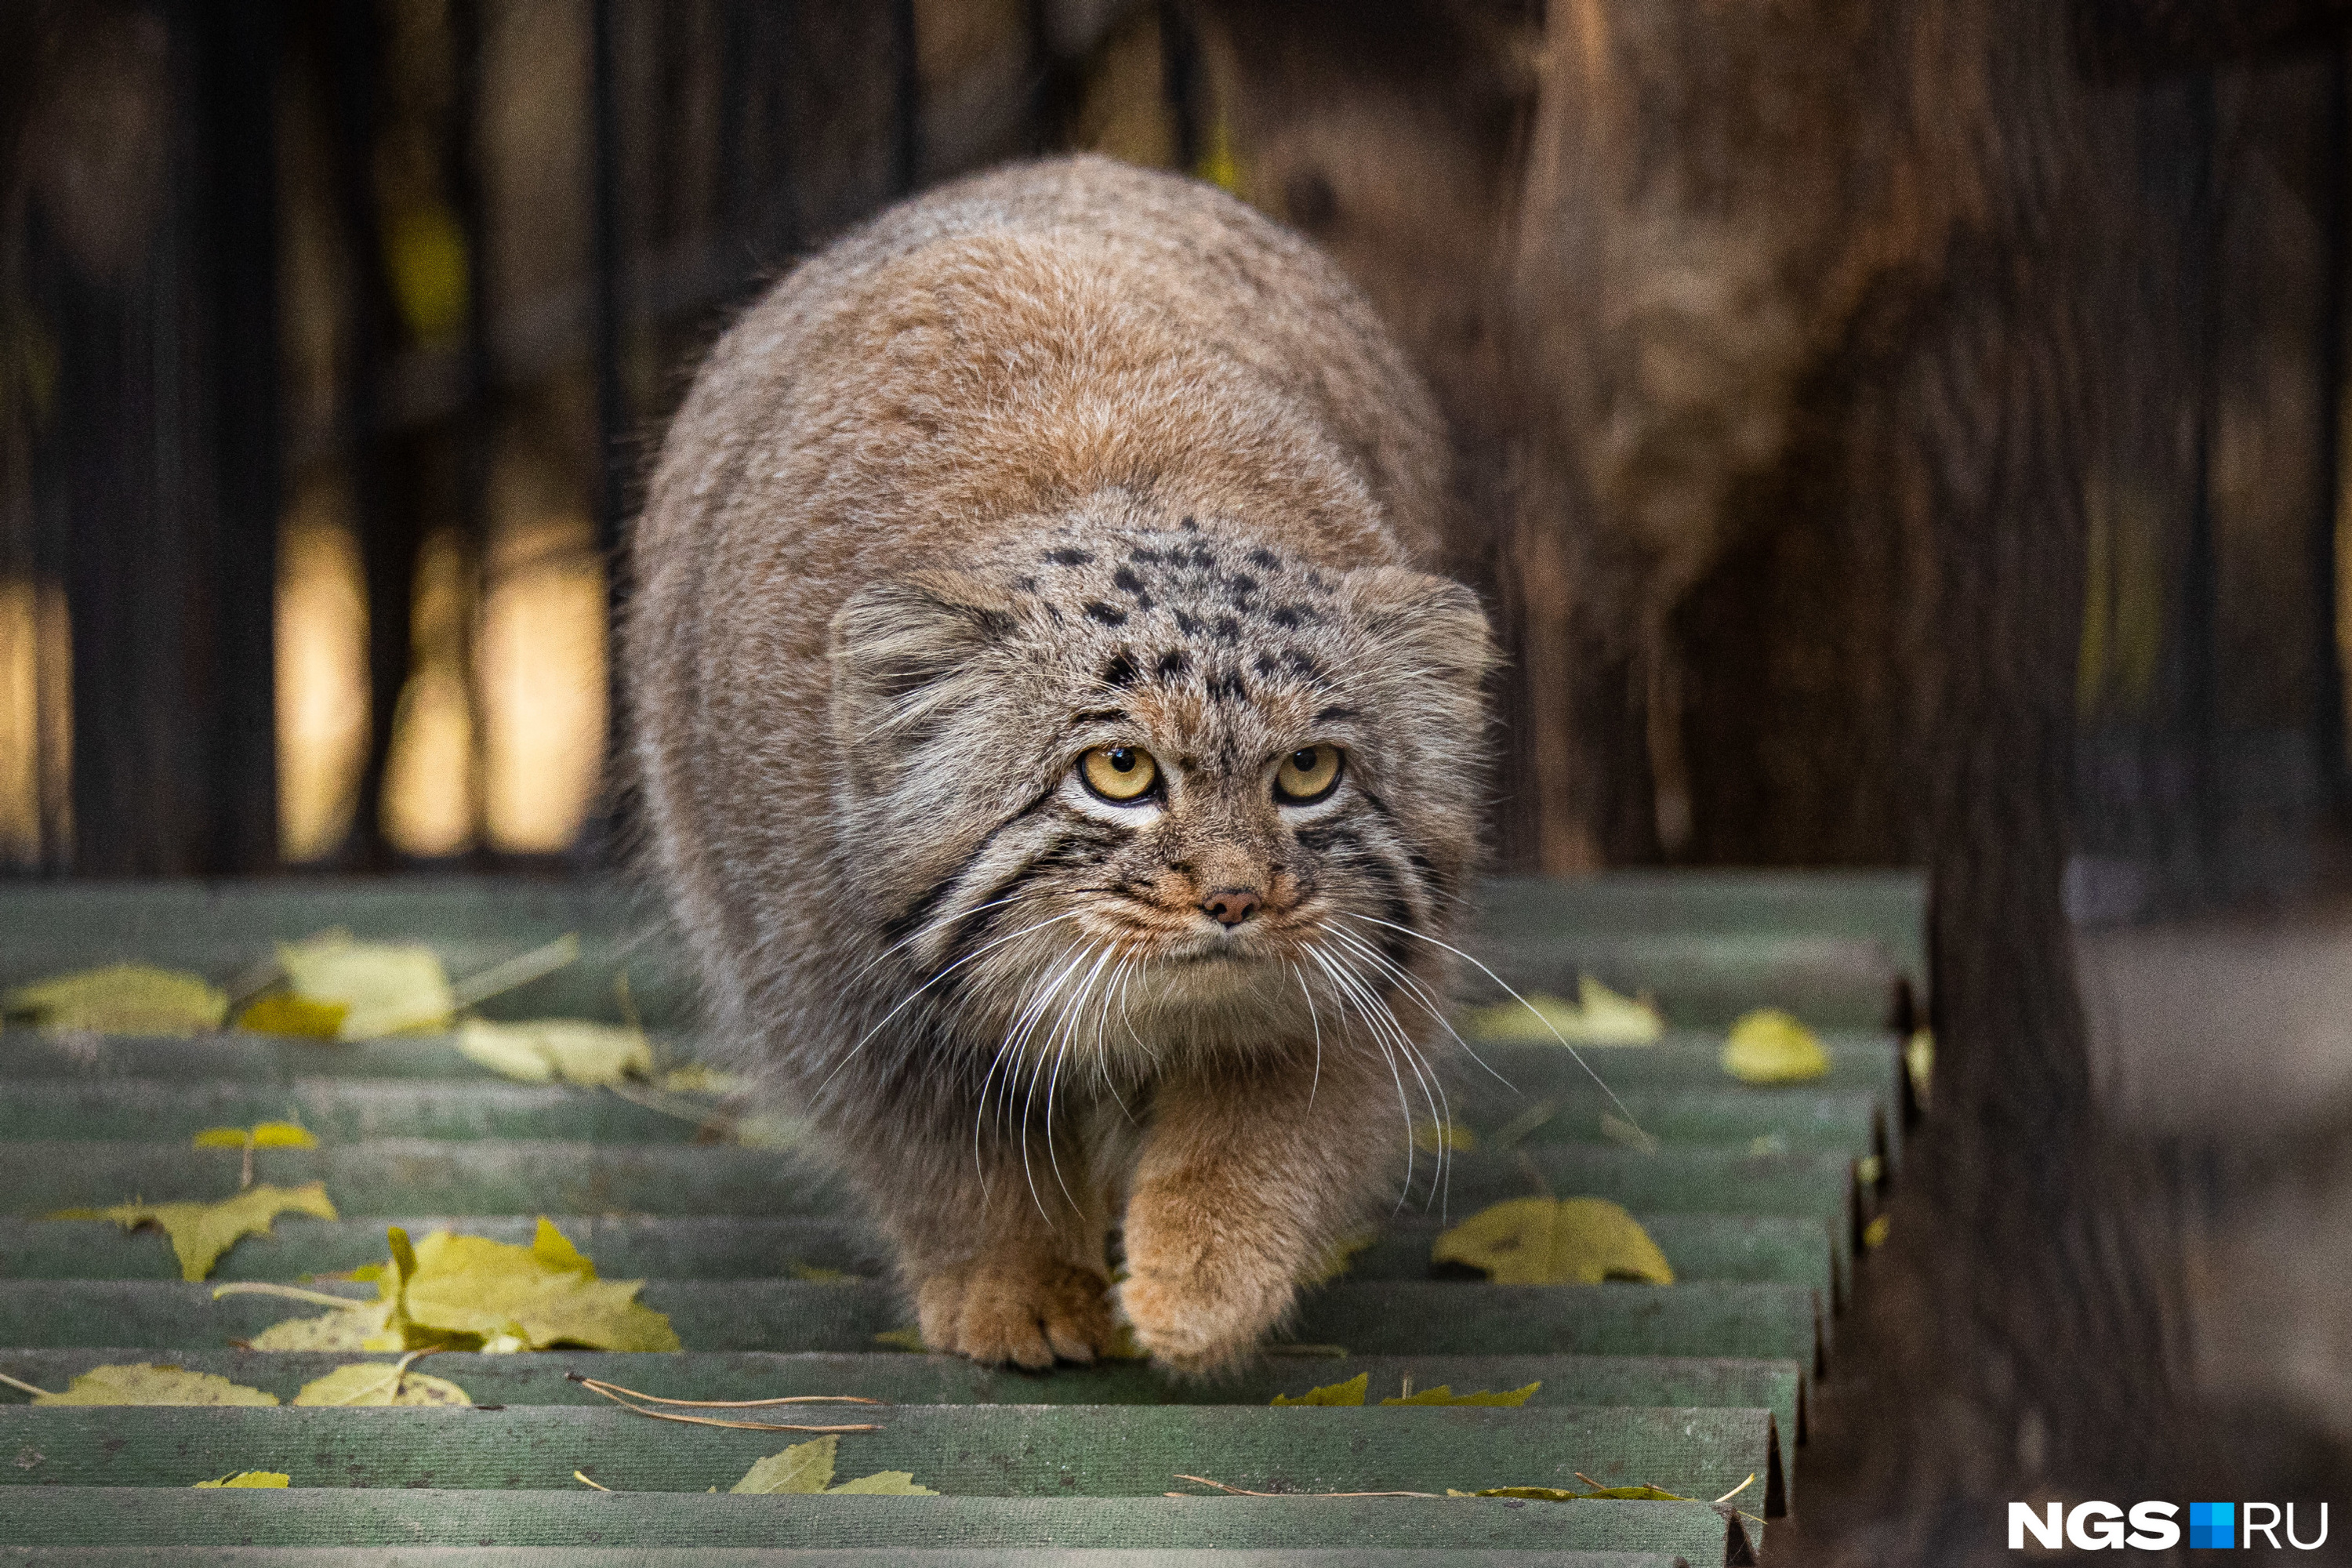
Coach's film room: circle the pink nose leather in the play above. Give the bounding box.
[1202,888,1261,927]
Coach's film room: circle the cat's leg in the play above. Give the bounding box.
[865,1102,1116,1369]
[1119,1046,1403,1373]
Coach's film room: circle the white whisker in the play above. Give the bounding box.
[1338,910,1647,1139]
[816,909,1083,1102]
[1327,923,1515,1094]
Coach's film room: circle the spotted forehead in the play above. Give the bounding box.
[1004,520,1355,710]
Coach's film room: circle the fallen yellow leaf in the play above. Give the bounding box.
[1381,1381,1542,1407]
[194,1123,318,1152]
[455,1018,652,1086]
[1271,1373,1368,1406]
[1864,1214,1891,1249]
[278,933,453,1040]
[236,993,350,1039]
[1302,1229,1377,1287]
[1905,1027,1935,1108]
[1431,1196,1675,1287]
[292,1361,470,1406]
[193,1471,289,1488]
[731,1435,935,1495]
[245,1218,677,1353]
[1721,1008,1830,1084]
[871,1328,927,1352]
[1465,977,1663,1045]
[4,964,227,1036]
[1411,1119,1477,1154]
[34,1364,278,1406]
[49,1182,337,1281]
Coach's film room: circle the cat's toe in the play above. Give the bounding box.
[1119,1256,1292,1374]
[916,1261,1112,1370]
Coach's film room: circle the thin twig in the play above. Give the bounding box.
[568,1373,879,1433]
[451,933,582,1009]
[0,1370,57,1399]
[210,1282,377,1310]
[1711,1473,1755,1506]
[210,1281,377,1310]
[567,1382,884,1420]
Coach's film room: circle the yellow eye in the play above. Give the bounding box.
[1080,745,1159,803]
[1276,744,1342,803]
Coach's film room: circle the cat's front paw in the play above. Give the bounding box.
[1118,1192,1296,1374]
[914,1258,1113,1370]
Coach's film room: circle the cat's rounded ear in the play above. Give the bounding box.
[1339,565,1497,689]
[827,571,1022,777]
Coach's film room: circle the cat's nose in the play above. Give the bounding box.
[1201,887,1261,927]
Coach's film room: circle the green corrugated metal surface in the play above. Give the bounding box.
[0,873,1925,1566]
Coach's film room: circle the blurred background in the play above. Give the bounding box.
[12,0,2352,1540]
[3,0,2350,908]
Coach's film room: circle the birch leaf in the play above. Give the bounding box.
[828,1471,936,1495]
[1411,1119,1476,1154]
[1721,1009,1830,1084]
[1466,977,1662,1045]
[1381,1381,1542,1407]
[49,1181,338,1281]
[1303,1229,1376,1287]
[1432,1196,1675,1287]
[278,933,452,1040]
[1270,1373,1369,1406]
[292,1362,470,1407]
[1905,1027,1935,1108]
[248,1307,386,1352]
[235,994,349,1039]
[731,1436,837,1494]
[34,1363,278,1406]
[194,1123,318,1152]
[455,1018,652,1087]
[397,1219,676,1352]
[193,1471,289,1488]
[3,964,227,1036]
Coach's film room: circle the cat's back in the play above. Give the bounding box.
[636,155,1445,616]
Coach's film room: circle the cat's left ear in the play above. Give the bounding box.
[1339,566,1497,691]
[827,570,1022,786]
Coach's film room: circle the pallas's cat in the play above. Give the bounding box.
[629,155,1494,1372]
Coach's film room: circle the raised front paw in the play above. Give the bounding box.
[1118,1186,1298,1374]
[914,1258,1113,1370]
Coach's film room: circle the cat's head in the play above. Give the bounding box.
[826,511,1494,1058]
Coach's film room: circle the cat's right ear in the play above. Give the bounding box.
[827,572,1022,786]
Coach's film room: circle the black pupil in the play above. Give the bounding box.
[1293,750,1318,771]
[1109,749,1136,773]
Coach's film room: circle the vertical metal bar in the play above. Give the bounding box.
[893,0,920,196]
[1025,0,1077,155]
[2311,44,2350,821]
[1158,0,1200,175]
[716,0,754,235]
[2181,71,2223,885]
[587,0,628,863]
[201,0,282,873]
[591,0,626,571]
[332,0,408,868]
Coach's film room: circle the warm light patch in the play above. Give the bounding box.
[382,531,479,857]
[479,510,607,852]
[277,488,370,862]
[0,579,71,867]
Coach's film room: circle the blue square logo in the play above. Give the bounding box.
[2189,1502,2236,1548]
